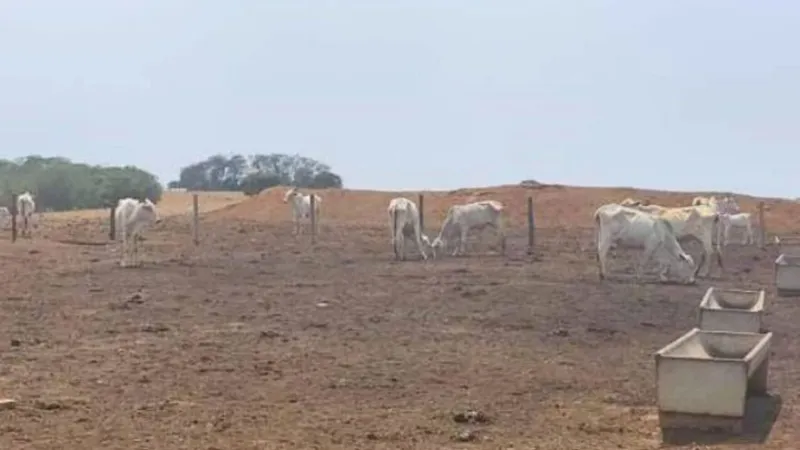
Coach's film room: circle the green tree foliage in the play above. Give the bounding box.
[0,156,163,211]
[172,153,344,196]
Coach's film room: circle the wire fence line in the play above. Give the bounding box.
[3,193,779,257]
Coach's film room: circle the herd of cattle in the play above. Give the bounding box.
[0,189,758,277]
[596,195,754,284]
[380,192,756,285]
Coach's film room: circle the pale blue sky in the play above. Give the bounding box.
[1,1,798,197]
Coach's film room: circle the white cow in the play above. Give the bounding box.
[710,196,753,246]
[283,187,322,236]
[115,198,160,267]
[692,195,752,246]
[16,192,36,237]
[387,197,431,260]
[718,212,755,246]
[629,203,722,277]
[595,204,699,283]
[430,200,505,257]
[0,207,10,229]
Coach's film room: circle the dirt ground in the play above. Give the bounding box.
[0,186,798,450]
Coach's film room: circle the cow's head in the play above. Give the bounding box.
[668,251,698,284]
[140,199,161,225]
[283,188,298,204]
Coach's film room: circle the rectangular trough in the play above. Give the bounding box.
[655,328,772,433]
[698,287,766,333]
[775,253,800,297]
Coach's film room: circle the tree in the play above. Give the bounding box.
[0,156,163,211]
[240,172,282,196]
[174,153,344,194]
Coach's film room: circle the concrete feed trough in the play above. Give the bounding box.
[775,253,800,296]
[698,287,765,333]
[655,328,772,433]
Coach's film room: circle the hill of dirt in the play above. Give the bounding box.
[208,184,800,233]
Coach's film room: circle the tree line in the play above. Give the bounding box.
[0,153,342,212]
[168,153,344,195]
[0,156,162,212]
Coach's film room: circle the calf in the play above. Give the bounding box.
[595,204,699,283]
[387,197,431,260]
[430,200,505,257]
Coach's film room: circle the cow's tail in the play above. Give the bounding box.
[594,212,602,265]
[714,214,724,270]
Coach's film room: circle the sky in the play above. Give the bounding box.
[1,1,798,197]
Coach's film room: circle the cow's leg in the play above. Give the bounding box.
[133,234,139,266]
[491,223,506,255]
[743,222,753,245]
[596,237,612,280]
[701,236,716,277]
[120,232,129,267]
[392,230,399,260]
[637,241,660,282]
[655,256,670,282]
[414,231,428,260]
[458,228,469,255]
[723,223,731,246]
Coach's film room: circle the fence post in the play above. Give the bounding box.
[758,201,766,249]
[418,193,424,231]
[527,196,535,255]
[310,194,317,245]
[10,193,17,243]
[192,194,200,246]
[109,204,116,240]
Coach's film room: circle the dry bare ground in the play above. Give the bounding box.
[0,186,798,450]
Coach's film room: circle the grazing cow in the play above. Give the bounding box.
[629,203,722,276]
[430,200,505,257]
[115,198,160,267]
[595,204,699,283]
[16,192,36,237]
[283,187,321,236]
[387,197,431,260]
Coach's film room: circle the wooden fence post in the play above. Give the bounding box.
[310,194,317,245]
[109,204,116,240]
[192,194,200,246]
[527,197,535,255]
[10,193,17,243]
[758,201,766,249]
[418,193,424,231]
